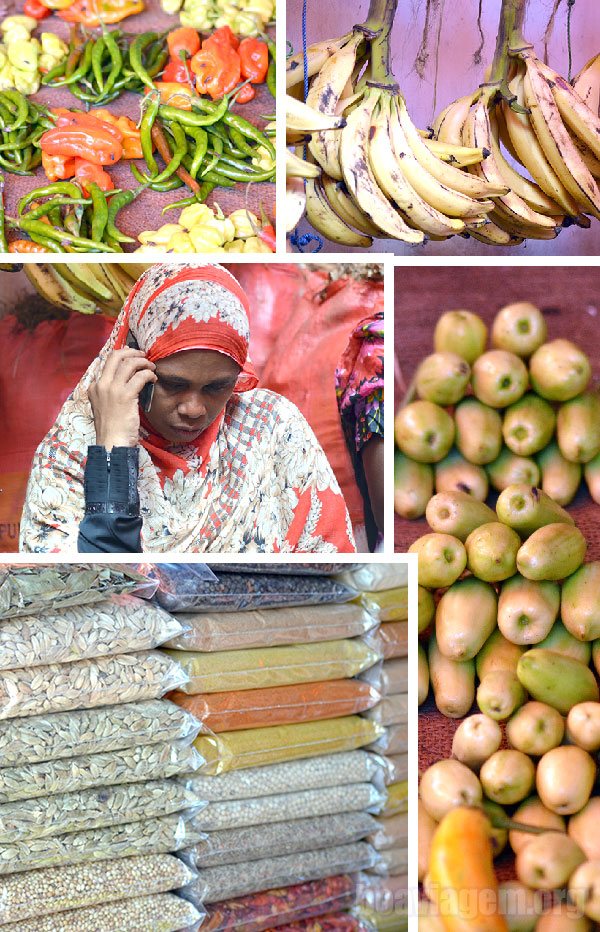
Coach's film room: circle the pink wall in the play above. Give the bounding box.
[288,0,600,256]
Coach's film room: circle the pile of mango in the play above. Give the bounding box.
[413,302,600,928]
[395,303,600,518]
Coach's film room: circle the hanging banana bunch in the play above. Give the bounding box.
[287,0,600,249]
[430,0,600,245]
[23,264,150,318]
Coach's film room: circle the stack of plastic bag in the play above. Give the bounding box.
[154,564,387,930]
[0,563,205,932]
[335,565,409,932]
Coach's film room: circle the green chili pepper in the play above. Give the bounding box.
[224,112,276,161]
[7,217,117,253]
[188,127,208,179]
[87,183,109,243]
[23,197,91,223]
[0,91,29,133]
[130,163,183,192]
[28,232,64,252]
[140,92,161,176]
[139,121,186,185]
[19,183,83,216]
[103,31,123,97]
[201,170,236,187]
[41,59,68,85]
[200,135,223,178]
[105,184,146,243]
[227,126,257,159]
[50,42,94,87]
[92,36,106,91]
[129,32,160,90]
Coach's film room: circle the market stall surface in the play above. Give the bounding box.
[4,2,275,250]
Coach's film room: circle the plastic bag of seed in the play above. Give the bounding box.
[0,565,154,619]
[0,853,197,924]
[369,846,408,877]
[360,587,409,623]
[195,717,385,775]
[381,781,408,818]
[375,623,408,661]
[0,892,203,931]
[164,638,382,695]
[0,813,203,876]
[201,875,357,932]
[186,751,386,802]
[152,567,358,613]
[183,842,379,904]
[362,694,407,728]
[379,659,407,696]
[193,783,385,833]
[383,754,407,785]
[206,565,363,576]
[0,700,202,767]
[0,597,184,671]
[367,813,408,853]
[337,565,409,593]
[368,724,408,756]
[0,740,205,804]
[0,651,188,721]
[164,603,378,653]
[0,778,204,844]
[192,811,379,868]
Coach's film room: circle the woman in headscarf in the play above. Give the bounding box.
[335,311,384,552]
[20,263,356,553]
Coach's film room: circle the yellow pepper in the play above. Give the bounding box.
[428,807,509,932]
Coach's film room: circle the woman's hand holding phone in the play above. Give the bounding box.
[89,348,157,450]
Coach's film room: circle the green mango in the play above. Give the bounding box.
[517,648,599,714]
[415,351,471,406]
[537,441,582,506]
[562,562,600,641]
[425,490,496,542]
[435,576,497,661]
[394,451,433,519]
[502,393,556,456]
[496,484,574,537]
[516,523,586,581]
[557,393,600,464]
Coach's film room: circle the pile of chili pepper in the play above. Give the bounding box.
[41,25,169,105]
[0,91,53,175]
[132,85,275,206]
[6,179,147,251]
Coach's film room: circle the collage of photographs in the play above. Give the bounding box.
[0,0,598,929]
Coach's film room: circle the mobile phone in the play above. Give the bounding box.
[125,332,154,413]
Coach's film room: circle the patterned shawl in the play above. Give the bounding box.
[20,263,356,553]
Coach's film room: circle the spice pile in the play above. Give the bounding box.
[152,562,408,931]
[0,563,204,930]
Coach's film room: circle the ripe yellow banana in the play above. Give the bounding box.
[306,33,363,179]
[521,53,600,218]
[462,93,560,235]
[321,174,383,237]
[24,264,99,315]
[286,96,346,135]
[434,95,474,145]
[501,70,580,216]
[396,94,507,204]
[387,98,494,220]
[368,96,465,237]
[537,59,600,161]
[286,34,351,89]
[422,138,487,167]
[466,217,524,246]
[572,52,600,118]
[286,177,307,232]
[305,176,373,247]
[286,149,321,178]
[339,89,424,243]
